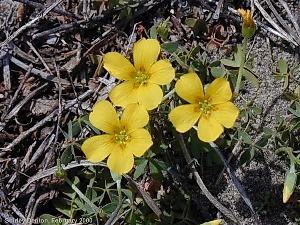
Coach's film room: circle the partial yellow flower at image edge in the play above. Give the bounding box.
[103,38,175,110]
[81,100,153,175]
[200,219,222,225]
[169,72,239,142]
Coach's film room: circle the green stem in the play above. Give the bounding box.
[234,37,248,95]
[162,88,175,102]
[64,176,103,213]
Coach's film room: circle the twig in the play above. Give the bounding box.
[212,0,224,20]
[0,0,64,49]
[10,56,70,85]
[123,174,169,224]
[177,133,239,224]
[104,198,125,225]
[0,82,48,133]
[2,54,11,90]
[32,21,83,40]
[209,142,261,225]
[264,0,299,44]
[26,41,52,74]
[13,0,82,19]
[19,160,106,195]
[1,89,93,154]
[278,0,300,38]
[253,0,298,46]
[29,190,57,225]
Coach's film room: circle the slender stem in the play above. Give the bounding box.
[64,176,103,213]
[234,37,248,95]
[162,88,175,102]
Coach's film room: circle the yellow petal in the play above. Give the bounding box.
[133,38,160,72]
[107,147,134,174]
[137,83,163,110]
[121,103,149,131]
[103,52,136,80]
[109,81,139,108]
[148,60,175,85]
[205,78,232,105]
[89,100,120,134]
[198,115,223,142]
[127,129,153,156]
[169,104,201,133]
[81,134,117,162]
[200,219,223,225]
[211,102,239,128]
[175,72,204,104]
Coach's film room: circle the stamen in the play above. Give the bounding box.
[134,70,149,85]
[115,130,130,146]
[199,99,212,115]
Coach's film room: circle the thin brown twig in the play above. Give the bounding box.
[10,56,70,85]
[123,174,169,224]
[1,89,93,155]
[0,82,48,133]
[13,0,83,20]
[177,133,239,224]
[19,160,106,195]
[0,0,64,49]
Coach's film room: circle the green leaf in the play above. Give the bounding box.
[149,160,163,181]
[240,147,255,165]
[161,42,178,53]
[278,59,288,74]
[243,68,259,89]
[149,25,157,39]
[134,158,148,179]
[250,106,262,116]
[185,18,197,27]
[52,198,78,218]
[103,202,118,214]
[210,67,226,78]
[288,101,300,117]
[238,130,252,144]
[39,214,64,225]
[221,58,240,68]
[61,146,74,165]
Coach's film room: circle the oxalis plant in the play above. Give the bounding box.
[40,8,299,225]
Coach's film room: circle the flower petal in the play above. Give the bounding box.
[197,115,223,142]
[103,52,136,80]
[109,81,138,108]
[89,100,120,134]
[169,104,201,133]
[212,102,239,128]
[127,129,153,157]
[148,60,175,85]
[121,103,149,131]
[137,83,163,110]
[205,78,232,104]
[175,72,204,104]
[133,38,160,72]
[107,147,134,174]
[81,134,117,162]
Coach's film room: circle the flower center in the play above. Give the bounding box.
[134,70,149,85]
[199,99,212,115]
[114,130,130,146]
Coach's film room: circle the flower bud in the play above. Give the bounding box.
[238,9,256,38]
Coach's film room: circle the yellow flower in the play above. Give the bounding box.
[169,72,239,142]
[103,38,175,110]
[81,100,153,174]
[200,219,223,225]
[238,8,256,38]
